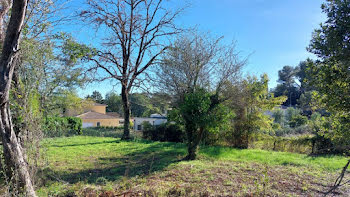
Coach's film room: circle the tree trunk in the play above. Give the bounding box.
[185,127,204,160]
[0,0,36,196]
[121,84,131,140]
[0,104,36,196]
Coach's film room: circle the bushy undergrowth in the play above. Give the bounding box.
[43,117,82,137]
[249,134,313,154]
[274,125,312,137]
[142,122,185,143]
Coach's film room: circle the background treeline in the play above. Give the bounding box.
[85,91,171,117]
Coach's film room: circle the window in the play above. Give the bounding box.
[97,122,101,127]
[137,125,142,130]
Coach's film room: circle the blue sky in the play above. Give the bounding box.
[62,0,326,97]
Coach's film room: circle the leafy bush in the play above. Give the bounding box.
[43,117,82,137]
[289,114,308,128]
[142,122,185,143]
[285,107,301,122]
[66,117,82,135]
[275,125,312,137]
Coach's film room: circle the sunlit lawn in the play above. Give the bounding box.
[37,135,349,196]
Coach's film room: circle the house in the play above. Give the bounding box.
[76,103,124,128]
[133,113,167,131]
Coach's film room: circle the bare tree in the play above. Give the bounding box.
[0,0,37,196]
[79,0,184,139]
[157,33,245,99]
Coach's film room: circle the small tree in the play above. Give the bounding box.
[170,88,230,160]
[157,33,246,159]
[226,74,287,148]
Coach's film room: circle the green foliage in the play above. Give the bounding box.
[273,65,301,106]
[54,32,96,64]
[307,0,350,154]
[285,108,301,122]
[172,88,231,159]
[177,88,231,135]
[181,89,216,130]
[86,90,104,103]
[306,60,350,113]
[272,108,285,126]
[105,92,122,113]
[66,117,83,135]
[226,74,287,148]
[321,113,350,153]
[50,90,93,116]
[308,0,350,60]
[43,117,83,137]
[307,0,350,111]
[104,92,170,117]
[289,114,308,128]
[142,123,185,143]
[129,93,170,117]
[298,90,323,115]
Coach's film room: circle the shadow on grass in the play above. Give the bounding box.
[82,127,142,139]
[46,141,186,184]
[50,140,121,148]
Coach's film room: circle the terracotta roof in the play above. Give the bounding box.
[94,103,107,106]
[106,112,121,118]
[76,111,118,119]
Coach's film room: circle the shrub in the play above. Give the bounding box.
[289,115,308,128]
[43,117,82,137]
[142,122,185,143]
[275,125,312,137]
[66,117,82,135]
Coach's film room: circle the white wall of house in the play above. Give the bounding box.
[82,122,94,128]
[133,117,167,131]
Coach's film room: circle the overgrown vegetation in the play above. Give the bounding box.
[42,117,82,137]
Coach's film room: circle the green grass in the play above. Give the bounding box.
[200,146,348,171]
[36,136,349,196]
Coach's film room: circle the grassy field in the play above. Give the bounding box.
[35,135,350,196]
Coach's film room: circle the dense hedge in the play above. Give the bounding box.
[43,117,82,137]
[142,122,185,143]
